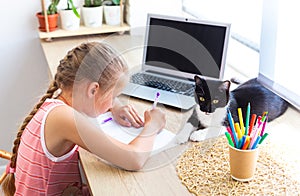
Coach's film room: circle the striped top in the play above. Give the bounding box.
[15,99,89,195]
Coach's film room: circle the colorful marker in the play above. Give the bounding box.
[238,108,245,135]
[225,132,234,147]
[245,103,251,135]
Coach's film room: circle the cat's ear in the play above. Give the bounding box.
[219,80,231,92]
[194,75,203,86]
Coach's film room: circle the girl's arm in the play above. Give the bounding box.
[44,105,165,171]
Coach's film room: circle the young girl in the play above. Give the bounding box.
[2,42,166,195]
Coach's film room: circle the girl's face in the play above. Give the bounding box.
[91,73,128,117]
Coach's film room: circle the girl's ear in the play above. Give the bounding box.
[87,82,99,98]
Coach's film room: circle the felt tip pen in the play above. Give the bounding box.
[102,117,113,124]
[245,103,251,135]
[152,92,160,109]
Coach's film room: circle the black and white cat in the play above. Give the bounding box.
[176,75,289,143]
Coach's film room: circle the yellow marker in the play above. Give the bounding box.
[234,123,243,139]
[238,108,245,135]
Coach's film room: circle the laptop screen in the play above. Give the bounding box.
[143,14,231,80]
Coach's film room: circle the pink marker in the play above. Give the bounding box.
[152,92,160,109]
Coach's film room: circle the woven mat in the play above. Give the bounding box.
[176,136,300,195]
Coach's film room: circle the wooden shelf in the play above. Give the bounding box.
[38,23,130,39]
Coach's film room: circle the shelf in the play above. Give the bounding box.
[38,23,130,40]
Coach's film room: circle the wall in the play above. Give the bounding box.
[0,2,50,166]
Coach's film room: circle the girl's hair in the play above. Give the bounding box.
[1,42,128,196]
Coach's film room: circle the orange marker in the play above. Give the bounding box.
[242,136,250,150]
[248,114,257,136]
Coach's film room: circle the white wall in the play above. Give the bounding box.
[0,2,50,165]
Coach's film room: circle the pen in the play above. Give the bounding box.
[239,135,246,149]
[251,136,261,149]
[227,109,236,134]
[238,108,245,135]
[260,115,268,136]
[248,114,257,136]
[241,136,250,150]
[225,132,234,147]
[102,117,113,124]
[245,103,250,135]
[226,126,237,147]
[259,133,269,144]
[234,123,242,140]
[152,92,160,109]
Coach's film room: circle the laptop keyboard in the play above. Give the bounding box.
[130,73,195,96]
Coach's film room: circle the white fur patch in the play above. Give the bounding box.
[195,106,227,127]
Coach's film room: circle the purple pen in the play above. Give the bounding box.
[152,92,160,109]
[102,117,113,124]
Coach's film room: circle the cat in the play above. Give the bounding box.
[176,75,289,143]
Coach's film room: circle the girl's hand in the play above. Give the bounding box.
[143,108,166,135]
[111,104,144,128]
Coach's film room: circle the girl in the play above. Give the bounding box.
[2,42,166,195]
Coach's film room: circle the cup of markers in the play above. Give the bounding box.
[225,103,269,182]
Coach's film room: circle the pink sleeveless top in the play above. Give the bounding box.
[15,99,89,195]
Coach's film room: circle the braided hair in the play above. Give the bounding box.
[1,42,128,196]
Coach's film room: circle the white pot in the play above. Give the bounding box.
[60,8,81,31]
[104,5,121,26]
[82,6,103,28]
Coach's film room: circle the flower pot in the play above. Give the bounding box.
[82,6,103,28]
[59,8,81,31]
[36,12,59,32]
[104,5,121,26]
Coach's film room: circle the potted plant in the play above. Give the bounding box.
[36,0,60,32]
[82,0,103,28]
[103,0,122,26]
[59,0,81,31]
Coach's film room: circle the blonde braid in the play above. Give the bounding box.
[1,80,59,196]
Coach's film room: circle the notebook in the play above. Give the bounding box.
[122,14,231,110]
[97,112,177,155]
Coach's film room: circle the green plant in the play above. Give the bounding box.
[66,0,81,18]
[112,0,120,5]
[102,0,120,6]
[43,0,60,15]
[84,0,102,7]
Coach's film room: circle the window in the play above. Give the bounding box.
[258,0,300,110]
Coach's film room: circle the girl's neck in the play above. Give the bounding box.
[58,94,72,106]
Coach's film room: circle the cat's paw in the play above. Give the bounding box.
[189,128,209,142]
[175,123,195,144]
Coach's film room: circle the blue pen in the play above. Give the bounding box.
[227,109,236,134]
[251,136,261,149]
[239,135,246,149]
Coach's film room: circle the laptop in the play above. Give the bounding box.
[122,14,231,110]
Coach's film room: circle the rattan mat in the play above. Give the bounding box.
[176,136,300,195]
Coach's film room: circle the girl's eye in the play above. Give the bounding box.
[199,97,205,102]
[212,99,219,104]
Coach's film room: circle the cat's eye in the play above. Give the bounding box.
[212,99,219,104]
[199,97,205,102]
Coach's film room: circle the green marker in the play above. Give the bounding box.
[259,133,269,144]
[225,132,234,147]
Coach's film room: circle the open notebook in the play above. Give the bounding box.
[97,112,176,155]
